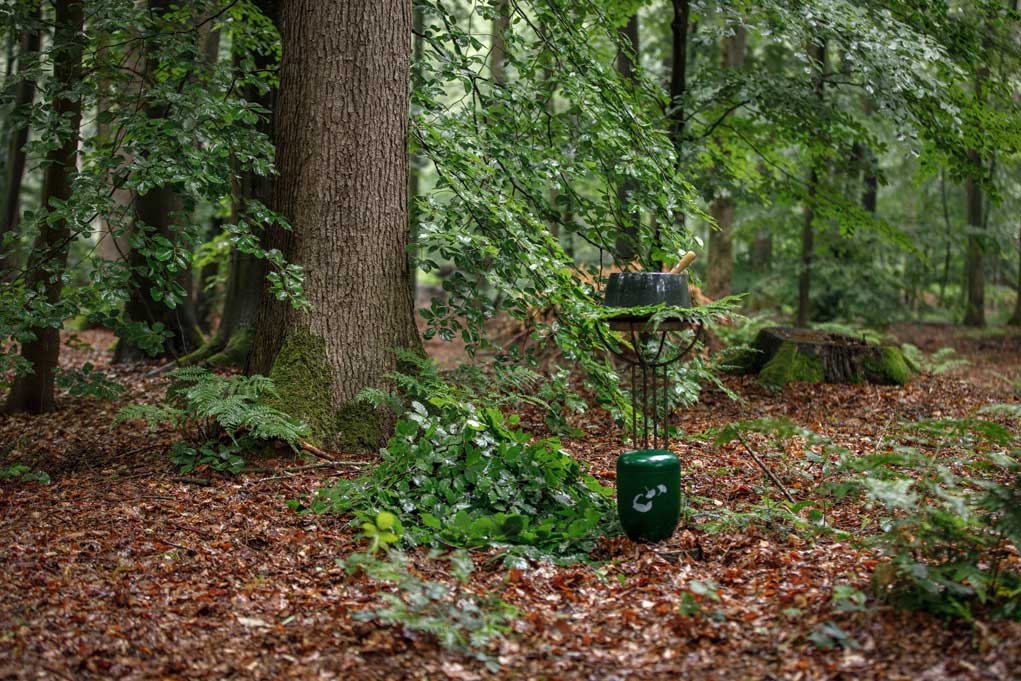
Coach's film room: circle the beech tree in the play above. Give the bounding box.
[249,0,420,449]
[0,2,40,274]
[4,0,84,414]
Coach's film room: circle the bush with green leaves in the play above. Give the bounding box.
[833,415,1021,621]
[304,394,614,560]
[117,368,308,474]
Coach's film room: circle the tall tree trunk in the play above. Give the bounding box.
[0,4,41,275]
[614,13,640,263]
[114,0,205,362]
[490,0,509,87]
[797,40,826,328]
[963,152,986,327]
[1009,223,1021,326]
[664,0,690,265]
[182,0,278,368]
[963,27,991,327]
[192,17,223,332]
[706,27,746,298]
[5,0,84,415]
[249,0,420,451]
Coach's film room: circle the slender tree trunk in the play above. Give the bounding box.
[1009,223,1021,326]
[963,152,986,327]
[797,167,818,327]
[0,4,41,275]
[797,40,826,327]
[114,0,205,361]
[963,30,991,327]
[614,13,640,263]
[664,0,690,264]
[706,27,746,298]
[490,0,509,87]
[192,18,223,332]
[5,0,84,415]
[249,0,420,451]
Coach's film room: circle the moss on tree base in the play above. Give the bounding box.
[743,327,915,390]
[264,329,383,451]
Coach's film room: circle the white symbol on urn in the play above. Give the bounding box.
[631,484,668,513]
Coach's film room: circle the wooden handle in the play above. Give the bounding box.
[669,250,697,275]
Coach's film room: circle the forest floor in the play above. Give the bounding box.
[1,322,1020,680]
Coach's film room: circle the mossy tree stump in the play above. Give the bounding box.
[735,327,914,390]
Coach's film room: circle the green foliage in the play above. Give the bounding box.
[0,464,50,485]
[117,368,308,474]
[55,363,125,400]
[899,344,969,375]
[339,548,517,671]
[305,394,615,560]
[360,511,404,555]
[0,0,307,380]
[677,579,723,618]
[835,418,1021,621]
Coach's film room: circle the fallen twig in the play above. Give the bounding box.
[299,440,339,461]
[251,461,365,482]
[734,431,796,504]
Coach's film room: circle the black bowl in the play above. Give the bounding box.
[604,272,691,309]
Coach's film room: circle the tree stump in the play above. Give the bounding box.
[733,327,914,389]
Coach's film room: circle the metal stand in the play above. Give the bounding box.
[599,318,703,449]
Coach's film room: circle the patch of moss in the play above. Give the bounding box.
[758,342,825,390]
[863,346,913,385]
[267,329,336,445]
[208,327,253,368]
[333,400,382,452]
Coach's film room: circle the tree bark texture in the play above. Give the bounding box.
[1009,223,1021,326]
[706,198,734,298]
[490,0,509,87]
[705,27,745,298]
[797,41,825,328]
[5,0,84,414]
[666,0,690,249]
[614,13,640,263]
[0,4,41,275]
[409,2,425,294]
[249,0,420,449]
[963,151,985,327]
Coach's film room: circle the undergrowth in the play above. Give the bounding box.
[702,414,1021,621]
[117,368,308,473]
[338,513,517,671]
[302,353,616,562]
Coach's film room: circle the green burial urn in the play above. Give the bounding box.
[616,449,681,542]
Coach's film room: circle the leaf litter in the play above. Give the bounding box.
[1,324,1020,679]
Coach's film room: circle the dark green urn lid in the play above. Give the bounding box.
[604,272,691,309]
